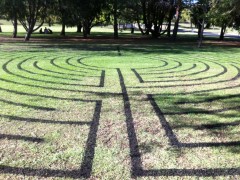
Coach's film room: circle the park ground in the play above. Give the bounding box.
[0,25,240,179]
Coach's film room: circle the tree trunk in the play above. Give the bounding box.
[24,22,35,41]
[12,15,18,38]
[167,17,172,37]
[82,21,88,38]
[141,0,148,35]
[25,29,32,41]
[145,24,151,35]
[152,24,160,38]
[198,19,205,48]
[83,29,87,38]
[82,20,91,38]
[87,26,91,35]
[113,0,118,39]
[77,23,82,33]
[0,26,2,33]
[83,28,87,38]
[219,24,226,41]
[205,22,211,29]
[131,27,134,34]
[137,20,144,35]
[167,0,174,37]
[172,6,181,41]
[198,22,202,39]
[60,22,66,36]
[190,19,193,31]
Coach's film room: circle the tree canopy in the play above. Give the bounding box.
[0,0,239,41]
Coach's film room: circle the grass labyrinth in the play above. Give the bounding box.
[0,42,240,179]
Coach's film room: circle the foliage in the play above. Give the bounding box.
[0,0,239,40]
[180,9,191,22]
[0,0,25,21]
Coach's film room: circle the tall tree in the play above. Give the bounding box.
[167,0,176,37]
[0,0,3,33]
[58,0,67,36]
[232,0,240,33]
[172,0,182,40]
[113,0,118,38]
[19,0,48,41]
[191,0,211,47]
[0,0,25,37]
[106,0,126,39]
[74,0,105,38]
[53,0,75,36]
[210,0,233,40]
[140,0,174,38]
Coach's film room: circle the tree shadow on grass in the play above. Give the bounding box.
[0,134,44,143]
[128,94,240,177]
[0,100,102,178]
[151,93,240,147]
[2,38,240,56]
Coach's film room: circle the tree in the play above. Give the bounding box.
[190,0,211,47]
[167,0,176,37]
[106,0,126,39]
[141,0,173,38]
[210,0,233,40]
[0,1,2,33]
[118,0,142,34]
[208,0,240,40]
[19,0,48,41]
[113,0,118,38]
[172,0,195,40]
[73,0,105,38]
[172,0,182,40]
[0,0,25,37]
[227,0,240,35]
[52,0,75,36]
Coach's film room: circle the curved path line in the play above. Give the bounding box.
[157,62,209,78]
[148,62,202,75]
[142,61,228,83]
[2,59,103,87]
[0,98,56,111]
[0,86,96,102]
[134,59,168,70]
[18,58,84,81]
[34,61,87,78]
[66,58,101,71]
[144,60,183,73]
[50,58,94,74]
[131,64,239,88]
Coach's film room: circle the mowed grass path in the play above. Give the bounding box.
[0,42,240,179]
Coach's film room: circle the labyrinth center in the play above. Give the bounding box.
[0,51,240,178]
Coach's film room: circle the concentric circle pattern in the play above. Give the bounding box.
[0,47,240,178]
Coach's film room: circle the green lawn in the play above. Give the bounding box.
[0,40,240,179]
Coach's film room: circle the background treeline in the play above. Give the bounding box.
[0,0,239,41]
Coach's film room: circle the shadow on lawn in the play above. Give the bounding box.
[0,134,44,143]
[152,93,240,146]
[0,100,102,178]
[0,70,240,178]
[118,68,240,177]
[129,94,240,177]
[0,48,240,178]
[104,90,240,177]
[2,36,240,55]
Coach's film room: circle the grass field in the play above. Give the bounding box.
[0,33,240,179]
